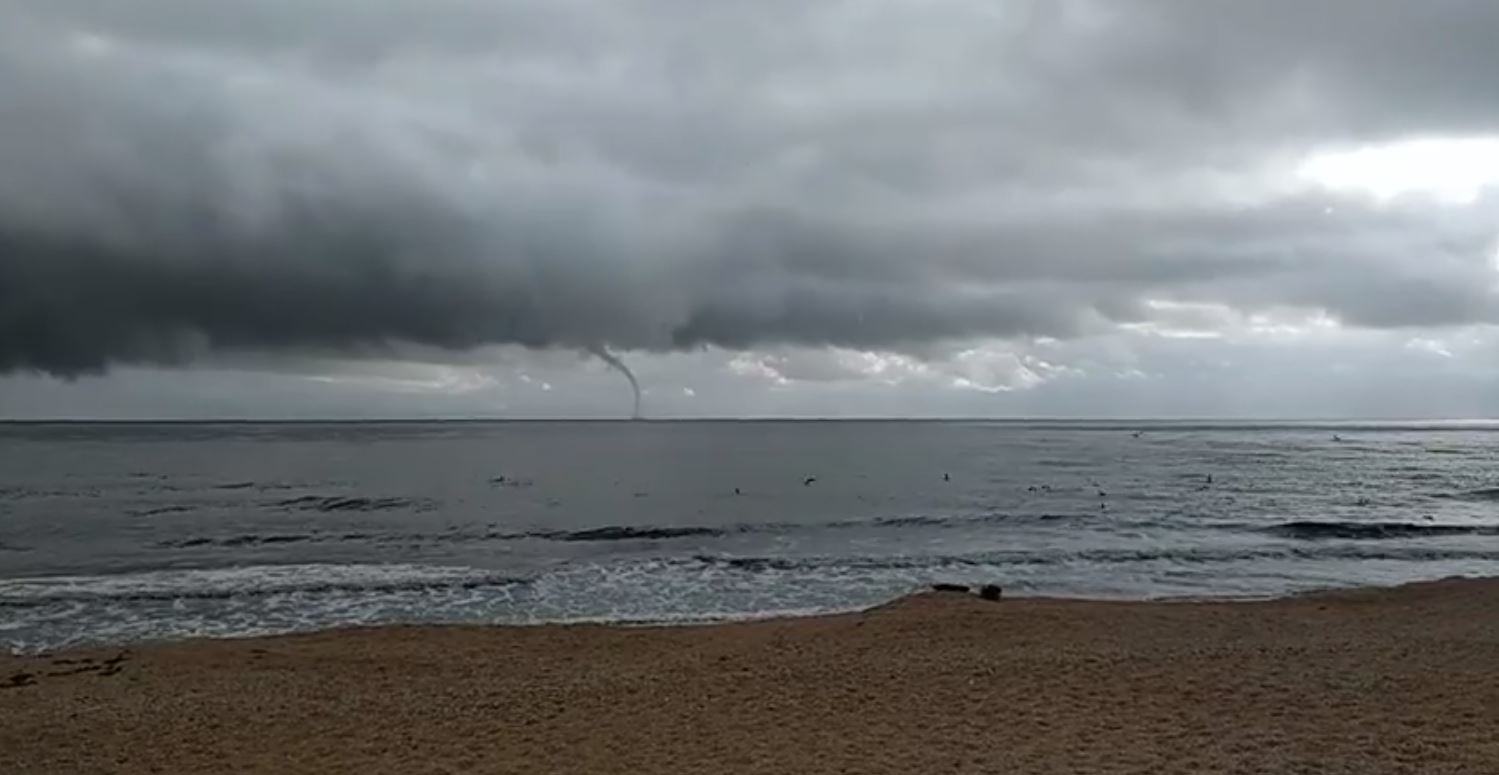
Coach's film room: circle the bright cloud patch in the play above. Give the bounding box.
[1299,137,1499,205]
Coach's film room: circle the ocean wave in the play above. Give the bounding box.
[276,495,434,512]
[153,525,741,549]
[1436,487,1499,501]
[692,544,1499,572]
[151,511,1115,550]
[538,525,727,541]
[0,564,527,607]
[1265,520,1499,540]
[157,532,363,548]
[129,505,196,517]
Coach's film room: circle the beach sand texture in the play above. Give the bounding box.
[4,577,1498,774]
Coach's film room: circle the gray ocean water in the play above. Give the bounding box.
[3,420,1499,653]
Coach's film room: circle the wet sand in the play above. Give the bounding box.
[4,577,1499,774]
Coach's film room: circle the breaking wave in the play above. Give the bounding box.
[276,495,435,512]
[0,564,526,607]
[1265,521,1499,540]
[151,511,1127,550]
[693,544,1499,572]
[1436,487,1499,502]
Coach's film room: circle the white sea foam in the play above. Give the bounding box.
[0,563,520,603]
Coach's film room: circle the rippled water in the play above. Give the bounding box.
[3,420,1499,652]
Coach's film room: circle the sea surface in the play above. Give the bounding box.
[3,420,1499,653]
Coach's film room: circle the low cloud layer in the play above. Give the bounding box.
[2,1,1497,411]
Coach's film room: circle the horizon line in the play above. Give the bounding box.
[2,416,1497,425]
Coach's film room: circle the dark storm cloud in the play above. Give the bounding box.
[2,0,1498,376]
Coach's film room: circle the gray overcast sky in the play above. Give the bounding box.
[3,0,1498,418]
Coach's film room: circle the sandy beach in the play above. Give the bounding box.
[4,578,1498,774]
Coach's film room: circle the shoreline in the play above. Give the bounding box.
[3,578,1401,658]
[5,576,1499,773]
